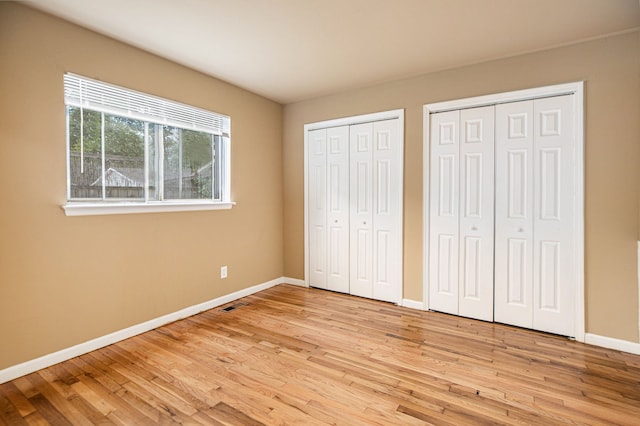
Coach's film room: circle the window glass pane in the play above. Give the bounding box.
[104,115,145,200]
[68,107,102,199]
[163,127,213,200]
[163,126,181,199]
[213,135,221,200]
[182,129,213,199]
[147,123,159,201]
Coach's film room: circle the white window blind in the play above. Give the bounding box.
[63,73,230,136]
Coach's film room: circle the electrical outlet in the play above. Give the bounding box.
[220,265,228,279]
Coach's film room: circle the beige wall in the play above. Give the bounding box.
[0,3,283,370]
[1,3,638,373]
[283,31,640,342]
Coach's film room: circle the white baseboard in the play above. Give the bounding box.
[0,277,286,384]
[585,333,640,355]
[402,299,424,310]
[282,277,307,287]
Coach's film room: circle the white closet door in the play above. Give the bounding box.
[308,113,403,304]
[326,126,350,293]
[429,110,460,315]
[495,101,535,328]
[308,128,328,289]
[349,123,374,298]
[532,95,574,335]
[458,106,495,321]
[372,119,402,303]
[495,96,575,335]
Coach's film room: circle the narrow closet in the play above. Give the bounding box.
[306,110,404,304]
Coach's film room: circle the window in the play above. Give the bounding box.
[63,73,232,216]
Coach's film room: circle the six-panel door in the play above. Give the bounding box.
[326,126,351,294]
[349,123,374,298]
[494,101,535,328]
[308,128,328,289]
[308,127,350,293]
[371,119,402,303]
[428,110,461,314]
[458,106,495,322]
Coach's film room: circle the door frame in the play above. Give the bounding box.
[304,109,405,303]
[423,82,585,341]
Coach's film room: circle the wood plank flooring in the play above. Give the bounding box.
[1,284,640,425]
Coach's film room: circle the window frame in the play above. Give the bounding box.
[62,74,233,216]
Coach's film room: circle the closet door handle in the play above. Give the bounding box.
[518,227,524,232]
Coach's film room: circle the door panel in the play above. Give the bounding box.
[308,129,327,289]
[507,150,528,218]
[376,230,390,284]
[349,119,402,303]
[439,155,456,216]
[458,106,494,321]
[495,101,534,328]
[437,234,456,295]
[539,241,560,310]
[326,126,350,293]
[532,95,574,336]
[462,236,481,298]
[464,154,482,217]
[372,119,402,303]
[507,237,528,304]
[429,110,460,314]
[350,123,374,298]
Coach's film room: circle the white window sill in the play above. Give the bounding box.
[62,201,235,216]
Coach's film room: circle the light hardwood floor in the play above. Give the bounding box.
[1,284,640,425]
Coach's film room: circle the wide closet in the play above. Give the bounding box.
[305,110,404,304]
[425,83,584,338]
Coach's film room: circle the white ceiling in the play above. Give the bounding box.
[24,0,640,104]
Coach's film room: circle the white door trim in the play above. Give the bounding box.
[423,82,585,342]
[304,109,405,304]
[304,109,405,132]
